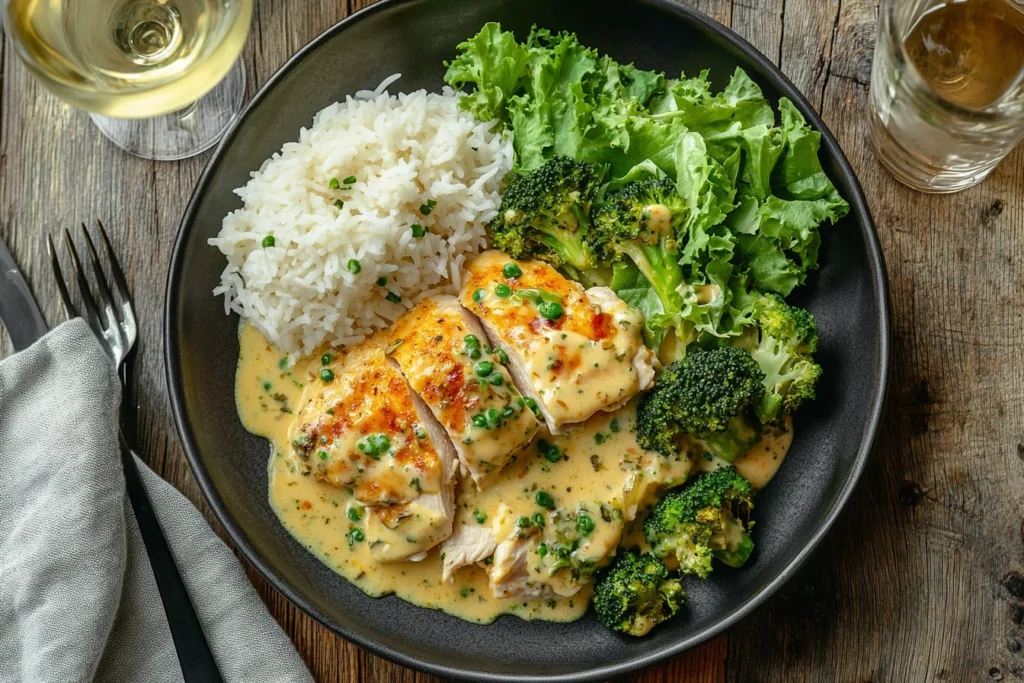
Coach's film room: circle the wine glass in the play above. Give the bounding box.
[1,0,253,161]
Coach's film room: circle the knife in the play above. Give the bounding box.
[0,234,49,351]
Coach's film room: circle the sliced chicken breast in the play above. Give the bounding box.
[440,520,497,582]
[289,331,455,561]
[388,295,540,488]
[459,250,655,434]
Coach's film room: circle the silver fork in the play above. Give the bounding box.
[47,222,223,683]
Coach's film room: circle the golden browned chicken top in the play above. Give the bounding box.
[459,250,655,432]
[288,331,446,507]
[388,296,539,487]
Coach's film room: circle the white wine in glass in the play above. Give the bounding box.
[2,0,253,160]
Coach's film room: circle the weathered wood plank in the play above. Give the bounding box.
[3,0,1023,681]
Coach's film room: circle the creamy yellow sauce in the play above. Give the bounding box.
[236,320,795,624]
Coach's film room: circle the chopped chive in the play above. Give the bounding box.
[333,199,344,209]
[347,259,361,274]
[411,224,425,238]
[426,198,437,208]
[329,177,341,190]
[343,175,357,184]
[385,292,401,304]
[319,368,335,382]
[419,204,432,215]
[376,276,388,286]
[261,235,275,248]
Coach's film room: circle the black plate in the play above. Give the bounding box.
[165,0,890,679]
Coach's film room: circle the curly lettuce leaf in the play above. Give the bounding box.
[443,23,530,123]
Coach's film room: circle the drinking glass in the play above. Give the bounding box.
[1,0,253,161]
[868,0,1024,193]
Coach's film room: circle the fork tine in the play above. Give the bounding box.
[47,235,77,322]
[80,222,124,348]
[95,219,137,344]
[95,220,133,307]
[64,228,105,341]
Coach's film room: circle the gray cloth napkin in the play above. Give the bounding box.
[0,320,313,683]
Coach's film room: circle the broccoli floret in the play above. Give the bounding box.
[644,468,755,579]
[746,293,822,423]
[592,178,688,340]
[490,156,604,278]
[592,550,685,636]
[636,346,765,462]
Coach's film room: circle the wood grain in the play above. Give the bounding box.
[2,0,1023,680]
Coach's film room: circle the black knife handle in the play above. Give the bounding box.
[119,434,225,683]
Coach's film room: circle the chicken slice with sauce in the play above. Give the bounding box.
[440,403,691,598]
[460,250,656,434]
[387,295,540,488]
[288,331,456,562]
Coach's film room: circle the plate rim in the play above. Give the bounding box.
[164,0,892,679]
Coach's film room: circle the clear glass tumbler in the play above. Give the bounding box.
[868,0,1024,193]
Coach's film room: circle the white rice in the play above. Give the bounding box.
[209,76,513,358]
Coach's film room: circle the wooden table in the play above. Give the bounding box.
[3,0,1023,680]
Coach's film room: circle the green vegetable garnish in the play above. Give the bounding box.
[343,175,357,184]
[411,224,425,238]
[346,259,361,274]
[502,262,522,279]
[357,433,391,458]
[329,177,341,190]
[261,235,275,248]
[535,491,555,508]
[495,283,512,298]
[537,301,563,320]
[319,368,335,383]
